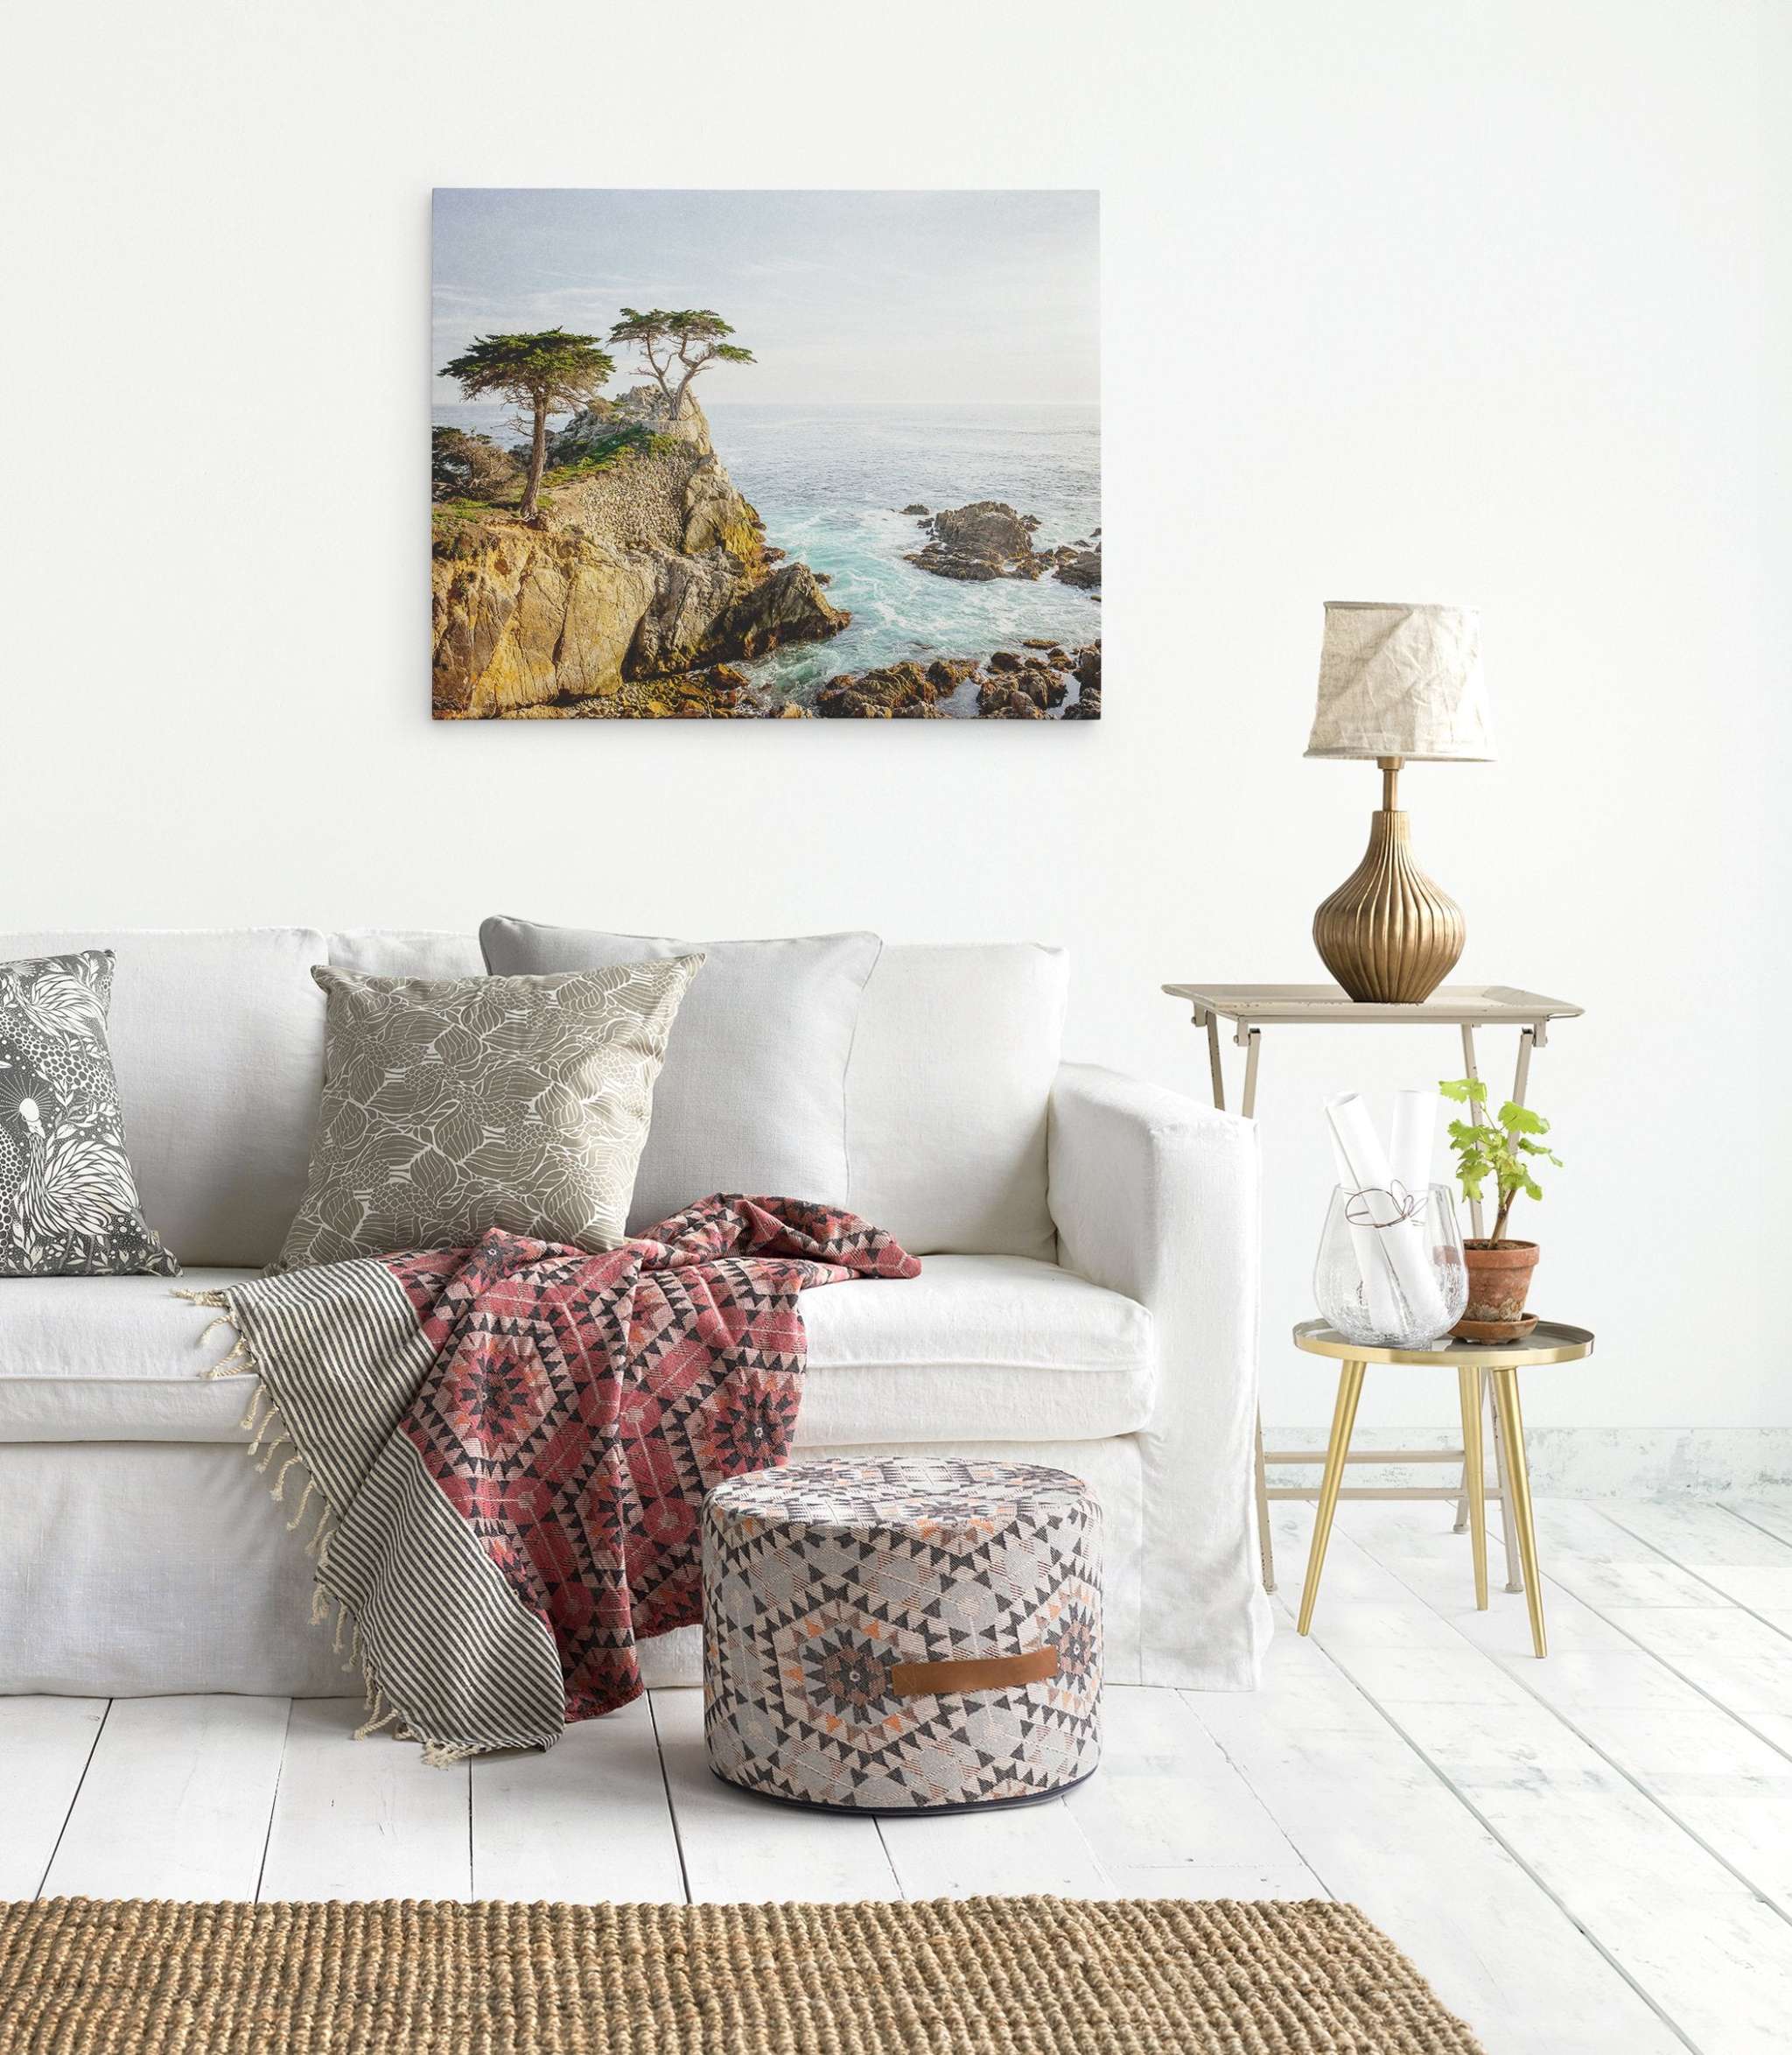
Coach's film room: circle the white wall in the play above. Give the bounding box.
[6,1,1782,1439]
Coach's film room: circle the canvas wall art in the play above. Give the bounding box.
[431,189,1100,719]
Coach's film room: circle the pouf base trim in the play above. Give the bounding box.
[710,1764,1099,1818]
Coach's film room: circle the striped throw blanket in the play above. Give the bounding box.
[186,1196,920,1763]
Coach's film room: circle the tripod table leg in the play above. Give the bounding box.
[1298,1359,1366,1637]
[1457,1364,1488,1610]
[1490,1368,1547,1657]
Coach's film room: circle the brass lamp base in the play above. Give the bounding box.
[1312,758,1465,1003]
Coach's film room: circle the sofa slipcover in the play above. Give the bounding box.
[0,927,1270,1696]
[0,1434,1146,1699]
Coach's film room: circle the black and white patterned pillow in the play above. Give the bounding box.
[0,950,178,1277]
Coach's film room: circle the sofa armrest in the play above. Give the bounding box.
[1047,1062,1270,1686]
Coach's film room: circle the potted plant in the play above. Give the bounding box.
[1438,1077,1564,1339]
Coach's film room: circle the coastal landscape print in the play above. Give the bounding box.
[431,189,1100,719]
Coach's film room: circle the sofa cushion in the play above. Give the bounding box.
[0,929,329,1268]
[0,1269,262,1441]
[794,1255,1153,1446]
[847,944,1068,1261]
[480,922,883,1234]
[0,1255,1153,1448]
[326,930,485,979]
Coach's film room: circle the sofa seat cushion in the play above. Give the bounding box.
[0,1270,261,1441]
[0,1255,1153,1448]
[794,1255,1153,1447]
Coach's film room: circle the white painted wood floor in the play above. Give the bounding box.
[8,1493,1792,2054]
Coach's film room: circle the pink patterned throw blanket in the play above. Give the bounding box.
[185,1196,920,1762]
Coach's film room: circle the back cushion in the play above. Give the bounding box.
[326,929,484,979]
[480,921,882,1234]
[848,944,1067,1261]
[0,929,328,1267]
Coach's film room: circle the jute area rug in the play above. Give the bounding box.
[0,1895,1486,2053]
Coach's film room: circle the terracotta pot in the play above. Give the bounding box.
[1458,1239,1539,1332]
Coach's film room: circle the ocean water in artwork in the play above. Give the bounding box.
[431,399,1100,714]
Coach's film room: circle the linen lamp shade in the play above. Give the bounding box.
[1306,603,1494,763]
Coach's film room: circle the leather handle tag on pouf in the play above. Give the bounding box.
[890,1645,1060,1698]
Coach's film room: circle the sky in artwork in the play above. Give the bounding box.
[431,188,1099,409]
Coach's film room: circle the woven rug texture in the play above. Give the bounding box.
[0,1894,1485,2053]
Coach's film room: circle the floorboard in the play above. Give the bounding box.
[648,1687,900,1904]
[1726,1498,1792,1552]
[1187,1615,1685,2054]
[40,1694,288,1902]
[1063,1681,1318,1885]
[877,1795,1110,1900]
[0,1696,105,1899]
[472,1695,685,1904]
[258,1697,472,1903]
[1326,1500,1792,2049]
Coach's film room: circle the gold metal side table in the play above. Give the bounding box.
[1160,982,1585,1596]
[1292,1319,1594,1658]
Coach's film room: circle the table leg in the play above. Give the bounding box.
[1221,1019,1278,1594]
[1457,1364,1488,1610]
[1488,1378,1526,1594]
[1241,1028,1262,1120]
[1253,1413,1275,1593]
[1298,1359,1365,1636]
[1203,1012,1227,1113]
[1489,1368,1546,1657]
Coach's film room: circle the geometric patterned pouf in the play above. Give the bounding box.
[702,1456,1102,1813]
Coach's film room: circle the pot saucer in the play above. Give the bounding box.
[1451,1313,1540,1343]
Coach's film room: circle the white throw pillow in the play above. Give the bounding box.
[480,921,882,1233]
[846,944,1068,1261]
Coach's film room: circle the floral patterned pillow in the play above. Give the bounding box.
[0,950,178,1276]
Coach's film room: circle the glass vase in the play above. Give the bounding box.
[1313,1181,1467,1349]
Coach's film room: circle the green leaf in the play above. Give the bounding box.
[1438,1077,1486,1104]
[1501,1104,1549,1135]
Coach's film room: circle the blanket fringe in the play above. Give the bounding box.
[176,1286,496,1774]
[203,1336,253,1379]
[287,1475,317,1531]
[420,1738,479,1768]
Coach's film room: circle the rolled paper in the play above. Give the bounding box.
[1389,1090,1438,1207]
[1328,1123,1402,1334]
[1386,1088,1441,1320]
[1326,1091,1446,1336]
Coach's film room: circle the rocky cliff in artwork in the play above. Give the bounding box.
[431,393,848,718]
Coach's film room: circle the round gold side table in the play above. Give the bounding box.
[1291,1319,1595,1659]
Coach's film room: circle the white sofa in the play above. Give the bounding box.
[0,928,1270,1696]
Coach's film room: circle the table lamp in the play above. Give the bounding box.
[1306,601,1494,1003]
